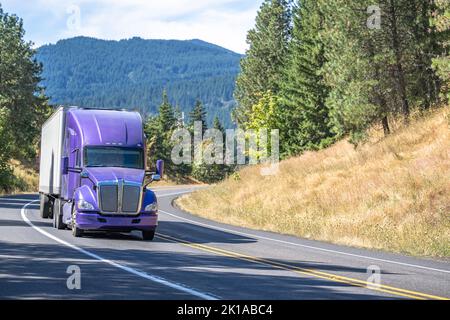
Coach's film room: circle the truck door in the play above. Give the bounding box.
[68,148,81,197]
[63,128,81,199]
[62,130,69,199]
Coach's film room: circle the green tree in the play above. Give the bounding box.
[158,90,175,132]
[191,116,230,183]
[145,91,176,177]
[234,0,292,126]
[320,0,446,144]
[321,0,382,143]
[189,99,208,134]
[279,0,335,157]
[409,0,442,110]
[247,91,279,132]
[0,5,50,190]
[431,0,450,101]
[213,116,224,132]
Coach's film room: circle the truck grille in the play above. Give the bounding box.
[99,185,118,212]
[98,181,141,214]
[122,185,141,213]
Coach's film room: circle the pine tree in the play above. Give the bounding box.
[278,0,335,157]
[409,0,442,110]
[321,0,382,143]
[234,0,292,126]
[213,116,224,132]
[320,0,445,143]
[431,0,450,101]
[145,90,176,178]
[189,99,208,134]
[158,90,175,132]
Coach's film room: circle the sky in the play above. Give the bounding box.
[1,0,264,53]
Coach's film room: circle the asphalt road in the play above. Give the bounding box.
[0,185,449,300]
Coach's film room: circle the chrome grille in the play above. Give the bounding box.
[98,180,141,214]
[122,185,140,213]
[99,185,118,212]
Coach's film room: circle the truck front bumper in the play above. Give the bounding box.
[75,212,158,232]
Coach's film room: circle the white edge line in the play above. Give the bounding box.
[159,208,450,274]
[156,191,195,197]
[20,200,218,300]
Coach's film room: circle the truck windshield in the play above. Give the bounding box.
[84,147,144,169]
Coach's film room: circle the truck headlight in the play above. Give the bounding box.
[78,199,95,211]
[145,201,158,213]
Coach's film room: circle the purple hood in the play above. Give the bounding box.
[84,167,145,185]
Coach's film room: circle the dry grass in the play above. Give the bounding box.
[177,106,450,258]
[0,159,40,195]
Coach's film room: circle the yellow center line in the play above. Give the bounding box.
[156,233,449,300]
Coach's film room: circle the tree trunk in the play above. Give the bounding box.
[388,0,410,124]
[367,38,391,137]
[382,115,390,136]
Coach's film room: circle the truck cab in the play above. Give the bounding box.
[39,107,163,240]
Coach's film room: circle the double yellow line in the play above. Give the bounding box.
[156,233,449,300]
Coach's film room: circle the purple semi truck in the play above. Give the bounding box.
[38,107,163,240]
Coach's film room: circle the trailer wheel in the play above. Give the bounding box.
[71,207,83,237]
[142,230,155,241]
[53,198,65,230]
[39,194,51,219]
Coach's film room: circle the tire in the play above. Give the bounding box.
[53,198,66,230]
[39,194,51,219]
[142,230,155,241]
[71,206,83,238]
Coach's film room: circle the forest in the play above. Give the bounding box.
[36,36,242,128]
[234,0,449,158]
[148,0,449,182]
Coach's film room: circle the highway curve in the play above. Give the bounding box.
[0,185,449,300]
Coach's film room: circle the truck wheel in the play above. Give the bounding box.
[53,198,66,230]
[71,207,83,238]
[39,194,51,219]
[142,230,155,241]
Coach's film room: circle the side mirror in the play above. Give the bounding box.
[62,157,69,175]
[144,160,164,189]
[156,159,164,177]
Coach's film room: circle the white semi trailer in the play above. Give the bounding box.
[38,107,66,219]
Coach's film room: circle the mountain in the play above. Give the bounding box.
[36,36,242,128]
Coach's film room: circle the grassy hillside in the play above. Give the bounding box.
[177,107,450,258]
[0,160,39,195]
